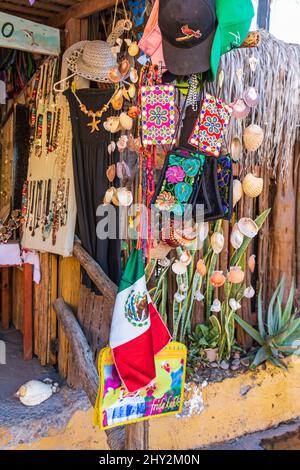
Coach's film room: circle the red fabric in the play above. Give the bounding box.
[112,303,171,392]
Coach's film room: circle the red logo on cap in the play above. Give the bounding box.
[176,25,202,42]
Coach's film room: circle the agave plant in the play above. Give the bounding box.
[235,276,300,369]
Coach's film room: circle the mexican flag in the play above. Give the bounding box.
[109,248,171,393]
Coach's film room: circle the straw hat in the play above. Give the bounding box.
[63,40,117,82]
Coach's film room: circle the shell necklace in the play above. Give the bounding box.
[71,85,113,133]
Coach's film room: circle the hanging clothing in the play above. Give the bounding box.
[64,87,121,292]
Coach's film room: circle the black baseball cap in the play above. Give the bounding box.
[158,0,217,76]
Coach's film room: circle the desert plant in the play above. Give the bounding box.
[188,317,221,367]
[234,276,300,369]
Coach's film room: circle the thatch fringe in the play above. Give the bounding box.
[207,30,300,181]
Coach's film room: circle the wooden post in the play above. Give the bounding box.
[125,422,149,451]
[23,264,33,360]
[1,267,10,330]
[257,0,271,30]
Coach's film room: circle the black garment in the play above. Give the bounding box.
[65,87,121,291]
[14,105,30,209]
[179,104,224,221]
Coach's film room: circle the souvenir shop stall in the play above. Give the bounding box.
[0,0,300,451]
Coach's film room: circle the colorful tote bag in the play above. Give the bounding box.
[188,93,233,157]
[140,84,176,146]
[151,148,206,216]
[94,342,187,430]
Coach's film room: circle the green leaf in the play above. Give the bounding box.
[257,287,266,339]
[251,346,270,368]
[267,276,285,335]
[234,313,264,346]
[230,209,271,266]
[281,278,295,328]
[268,356,288,370]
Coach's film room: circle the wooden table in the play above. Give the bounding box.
[1,263,33,360]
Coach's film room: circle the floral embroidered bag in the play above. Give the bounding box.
[140,84,176,146]
[188,93,233,157]
[151,148,205,216]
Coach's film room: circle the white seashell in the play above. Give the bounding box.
[103,187,116,205]
[15,380,55,407]
[198,222,209,242]
[117,135,128,152]
[230,224,244,249]
[244,286,255,299]
[108,141,116,155]
[130,68,139,83]
[211,299,222,313]
[124,38,132,46]
[229,298,241,312]
[211,232,225,254]
[238,217,259,239]
[233,179,243,207]
[242,173,264,198]
[172,261,187,275]
[158,257,170,267]
[243,124,264,152]
[117,188,133,207]
[119,112,133,131]
[180,251,192,266]
[194,291,204,302]
[231,136,242,161]
[218,69,224,89]
[174,292,185,303]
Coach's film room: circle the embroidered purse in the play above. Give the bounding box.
[140,84,176,146]
[188,93,233,157]
[151,148,205,216]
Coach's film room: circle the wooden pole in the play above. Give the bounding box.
[1,268,10,330]
[257,0,271,30]
[23,264,33,360]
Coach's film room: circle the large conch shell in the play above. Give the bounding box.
[238,217,259,238]
[211,232,224,254]
[119,112,133,131]
[243,124,264,152]
[233,179,243,207]
[230,224,244,249]
[15,380,57,407]
[230,136,242,162]
[242,173,263,198]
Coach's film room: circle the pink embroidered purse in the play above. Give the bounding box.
[140,84,176,146]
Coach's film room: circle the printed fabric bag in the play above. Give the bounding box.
[151,148,206,216]
[94,342,187,430]
[188,93,233,157]
[140,83,176,146]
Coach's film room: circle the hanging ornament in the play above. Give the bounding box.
[249,56,259,73]
[236,68,243,83]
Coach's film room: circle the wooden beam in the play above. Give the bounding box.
[53,297,125,450]
[0,9,45,23]
[1,268,10,330]
[23,264,33,360]
[73,238,118,303]
[4,0,65,13]
[47,0,118,27]
[0,2,51,18]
